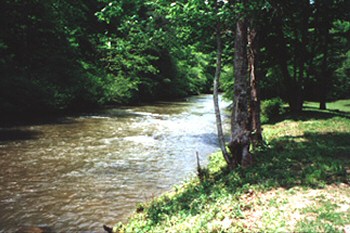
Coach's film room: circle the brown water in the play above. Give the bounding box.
[0,95,229,232]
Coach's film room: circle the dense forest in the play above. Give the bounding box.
[1,0,349,116]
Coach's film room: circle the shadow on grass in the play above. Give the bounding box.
[266,109,350,125]
[140,128,350,226]
[265,106,350,124]
[246,131,349,188]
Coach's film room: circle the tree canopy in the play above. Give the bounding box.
[1,0,349,119]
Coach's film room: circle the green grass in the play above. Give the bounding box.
[295,191,350,232]
[111,100,350,233]
[304,99,350,113]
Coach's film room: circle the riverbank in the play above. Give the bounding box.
[111,100,350,232]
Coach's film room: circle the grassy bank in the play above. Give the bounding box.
[112,100,350,232]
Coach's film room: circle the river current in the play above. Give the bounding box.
[0,95,229,232]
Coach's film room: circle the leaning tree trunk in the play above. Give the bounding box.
[248,26,263,147]
[228,17,252,167]
[213,3,232,169]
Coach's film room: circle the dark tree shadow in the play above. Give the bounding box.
[267,108,350,125]
[247,131,350,189]
[0,113,78,127]
[0,129,42,142]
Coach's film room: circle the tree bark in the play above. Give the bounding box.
[295,0,310,113]
[319,42,330,110]
[213,2,232,169]
[317,8,331,110]
[247,26,263,146]
[228,17,251,167]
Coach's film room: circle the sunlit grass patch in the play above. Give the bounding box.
[304,99,350,113]
[240,185,350,232]
[295,185,350,232]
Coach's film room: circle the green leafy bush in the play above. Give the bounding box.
[261,98,285,123]
[220,66,234,100]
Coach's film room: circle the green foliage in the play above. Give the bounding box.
[0,0,108,115]
[0,0,215,116]
[259,67,286,100]
[333,50,350,99]
[95,1,123,24]
[174,46,212,96]
[261,98,285,123]
[94,0,213,103]
[220,66,234,100]
[247,0,350,110]
[98,33,159,102]
[1,0,348,118]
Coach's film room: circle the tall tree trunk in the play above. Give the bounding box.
[213,2,232,169]
[248,26,263,146]
[228,17,251,167]
[319,25,330,110]
[294,28,304,113]
[314,0,331,110]
[275,16,303,113]
[274,17,295,111]
[295,0,310,113]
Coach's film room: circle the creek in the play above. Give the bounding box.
[0,95,229,232]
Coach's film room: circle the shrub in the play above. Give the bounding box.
[261,98,285,123]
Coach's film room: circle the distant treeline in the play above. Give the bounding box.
[0,0,213,116]
[0,0,349,116]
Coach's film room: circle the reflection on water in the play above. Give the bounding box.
[0,95,229,232]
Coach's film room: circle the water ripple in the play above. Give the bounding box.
[0,95,229,232]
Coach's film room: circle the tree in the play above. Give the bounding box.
[312,0,349,109]
[248,22,263,146]
[0,0,110,115]
[268,1,310,113]
[213,0,232,168]
[258,0,349,112]
[228,1,252,167]
[96,0,214,103]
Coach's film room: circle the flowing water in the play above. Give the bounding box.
[0,95,229,232]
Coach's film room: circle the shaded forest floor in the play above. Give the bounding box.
[112,100,350,233]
